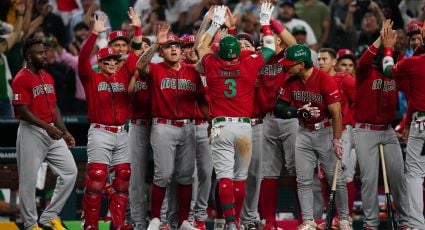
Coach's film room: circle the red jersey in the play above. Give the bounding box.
[12,68,57,123]
[258,50,288,114]
[148,62,204,119]
[334,72,356,126]
[78,33,138,125]
[278,67,341,124]
[130,76,151,119]
[355,45,397,125]
[392,53,425,113]
[202,53,265,118]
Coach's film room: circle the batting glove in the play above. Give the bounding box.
[259,2,274,26]
[299,102,320,119]
[211,5,227,27]
[332,138,343,159]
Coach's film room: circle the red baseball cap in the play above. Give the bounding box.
[162,34,183,46]
[97,47,120,61]
[336,48,356,62]
[407,21,423,36]
[108,30,130,44]
[236,33,254,47]
[182,35,196,47]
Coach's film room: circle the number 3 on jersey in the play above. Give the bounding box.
[224,78,237,98]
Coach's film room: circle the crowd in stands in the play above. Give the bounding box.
[0,0,424,118]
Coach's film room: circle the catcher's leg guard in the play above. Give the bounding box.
[83,163,108,229]
[110,163,131,229]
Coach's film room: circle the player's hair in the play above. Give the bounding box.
[73,22,90,32]
[23,38,44,61]
[303,60,314,69]
[319,48,336,59]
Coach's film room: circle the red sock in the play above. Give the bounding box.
[346,181,355,217]
[259,178,279,226]
[289,176,302,224]
[233,180,246,221]
[319,166,330,206]
[151,184,167,218]
[215,182,224,218]
[218,178,236,223]
[177,184,193,226]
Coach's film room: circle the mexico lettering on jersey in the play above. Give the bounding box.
[202,53,265,118]
[278,67,341,124]
[392,53,425,115]
[78,33,138,125]
[148,62,204,119]
[130,76,151,120]
[355,45,397,125]
[258,50,288,114]
[12,68,57,123]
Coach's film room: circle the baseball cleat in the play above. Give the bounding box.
[179,220,199,230]
[297,220,317,230]
[148,218,161,230]
[338,220,352,230]
[214,219,226,230]
[39,218,68,230]
[31,227,43,230]
[317,216,338,230]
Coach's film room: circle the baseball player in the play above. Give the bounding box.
[78,12,142,229]
[254,19,301,230]
[127,38,152,229]
[182,34,213,230]
[12,38,78,230]
[317,48,356,229]
[353,20,409,229]
[276,44,351,230]
[381,19,425,229]
[335,49,356,75]
[136,24,206,230]
[196,3,276,229]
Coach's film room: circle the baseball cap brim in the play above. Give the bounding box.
[99,54,121,61]
[337,54,356,62]
[279,58,299,66]
[236,34,254,46]
[108,36,130,44]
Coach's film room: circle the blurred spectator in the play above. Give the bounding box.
[189,0,224,25]
[165,0,190,34]
[68,0,111,40]
[380,0,404,30]
[142,0,166,35]
[233,0,261,26]
[406,20,423,56]
[277,0,318,50]
[394,28,408,58]
[134,0,152,26]
[240,12,260,45]
[295,0,330,48]
[328,0,357,50]
[121,19,134,39]
[68,22,90,56]
[291,25,318,66]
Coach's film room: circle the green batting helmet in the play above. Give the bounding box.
[280,44,311,66]
[219,35,241,60]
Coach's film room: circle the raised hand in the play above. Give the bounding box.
[381,19,396,48]
[92,13,109,34]
[211,5,227,27]
[15,0,26,15]
[156,23,171,45]
[128,7,142,28]
[224,8,238,29]
[259,1,274,25]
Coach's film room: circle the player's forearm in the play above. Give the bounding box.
[260,25,276,62]
[136,43,158,74]
[329,102,342,139]
[128,71,139,95]
[382,47,394,77]
[194,15,211,50]
[79,33,98,60]
[270,19,296,46]
[131,26,143,54]
[54,104,68,133]
[15,105,52,130]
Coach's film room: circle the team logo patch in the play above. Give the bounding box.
[13,93,21,100]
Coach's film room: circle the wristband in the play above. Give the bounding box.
[262,25,273,36]
[131,41,142,50]
[134,26,142,36]
[228,28,237,35]
[383,47,392,57]
[270,19,285,34]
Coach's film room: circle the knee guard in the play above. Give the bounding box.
[85,163,108,193]
[112,163,131,193]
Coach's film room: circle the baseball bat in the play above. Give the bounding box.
[325,159,341,230]
[379,144,397,230]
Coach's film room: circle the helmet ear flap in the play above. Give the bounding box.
[219,35,241,60]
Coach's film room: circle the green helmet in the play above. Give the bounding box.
[280,44,311,66]
[219,35,241,60]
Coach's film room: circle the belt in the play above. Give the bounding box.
[194,119,207,125]
[153,118,192,127]
[300,120,331,131]
[131,118,151,126]
[93,124,125,133]
[251,118,263,126]
[212,117,251,125]
[357,123,391,131]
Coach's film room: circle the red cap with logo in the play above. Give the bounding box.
[182,35,196,47]
[336,48,356,62]
[407,21,424,36]
[97,47,120,61]
[162,34,183,46]
[108,30,130,44]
